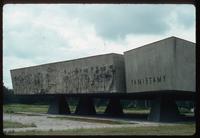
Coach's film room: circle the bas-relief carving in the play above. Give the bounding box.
[13,64,116,94]
[13,71,44,94]
[62,65,116,93]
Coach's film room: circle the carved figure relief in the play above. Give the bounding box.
[62,64,115,93]
[13,64,116,94]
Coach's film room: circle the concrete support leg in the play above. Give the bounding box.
[104,98,123,116]
[47,95,71,115]
[75,97,96,115]
[148,96,181,122]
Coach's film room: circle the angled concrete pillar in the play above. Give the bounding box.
[148,95,181,122]
[104,98,123,116]
[48,95,71,115]
[75,96,96,115]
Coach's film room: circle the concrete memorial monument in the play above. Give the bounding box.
[11,53,125,115]
[10,36,195,122]
[124,36,195,121]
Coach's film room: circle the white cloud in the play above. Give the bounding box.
[3,4,195,89]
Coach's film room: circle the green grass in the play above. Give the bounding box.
[3,103,194,116]
[48,116,133,125]
[123,108,150,114]
[7,123,195,135]
[95,106,107,113]
[3,104,150,114]
[3,104,195,135]
[3,104,49,113]
[178,107,194,116]
[95,106,150,114]
[3,120,36,128]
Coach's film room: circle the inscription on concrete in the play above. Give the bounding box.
[124,37,195,92]
[131,75,166,86]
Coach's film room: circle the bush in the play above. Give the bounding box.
[179,107,191,113]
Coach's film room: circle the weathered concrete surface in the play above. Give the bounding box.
[10,53,125,95]
[104,98,123,116]
[148,96,181,122]
[75,97,96,115]
[47,96,70,114]
[124,37,195,93]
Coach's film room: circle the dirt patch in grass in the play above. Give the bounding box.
[47,116,134,125]
[13,112,44,116]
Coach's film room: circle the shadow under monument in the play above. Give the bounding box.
[24,91,195,123]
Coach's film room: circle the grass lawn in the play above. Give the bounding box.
[3,120,36,128]
[3,104,49,113]
[3,103,194,116]
[123,108,150,114]
[7,123,195,135]
[3,104,195,136]
[3,104,151,114]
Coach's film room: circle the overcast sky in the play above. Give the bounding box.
[3,4,195,89]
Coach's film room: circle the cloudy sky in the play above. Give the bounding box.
[3,4,195,89]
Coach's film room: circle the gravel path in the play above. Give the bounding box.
[3,113,168,133]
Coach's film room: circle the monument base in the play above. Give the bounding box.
[47,95,71,114]
[104,98,123,116]
[148,95,181,122]
[75,96,96,115]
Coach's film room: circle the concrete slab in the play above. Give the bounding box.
[47,95,70,115]
[148,96,181,122]
[124,36,195,93]
[104,98,123,116]
[75,96,96,115]
[10,53,125,95]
